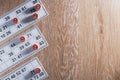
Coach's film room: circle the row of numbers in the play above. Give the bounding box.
[28,72,44,80]
[19,42,31,50]
[4,67,27,80]
[11,54,23,63]
[16,6,27,15]
[0,31,12,39]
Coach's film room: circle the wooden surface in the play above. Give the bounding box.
[1,0,120,80]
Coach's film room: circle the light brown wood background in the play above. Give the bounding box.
[1,0,120,80]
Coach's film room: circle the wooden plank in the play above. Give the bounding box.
[1,0,120,80]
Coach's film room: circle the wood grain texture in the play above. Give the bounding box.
[1,0,120,80]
